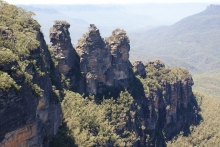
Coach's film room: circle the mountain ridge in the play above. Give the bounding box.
[129,4,220,74]
[18,3,209,43]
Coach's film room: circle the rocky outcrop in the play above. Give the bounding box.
[154,76,195,139]
[73,24,198,145]
[127,61,198,146]
[76,26,132,95]
[50,21,78,75]
[106,28,132,87]
[133,60,146,78]
[76,24,111,95]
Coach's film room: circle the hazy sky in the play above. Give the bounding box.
[4,0,220,4]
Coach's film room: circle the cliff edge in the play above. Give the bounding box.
[0,1,61,146]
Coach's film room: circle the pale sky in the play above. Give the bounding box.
[4,0,220,4]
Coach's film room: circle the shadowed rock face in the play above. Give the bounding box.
[127,62,198,146]
[133,60,146,78]
[50,21,78,75]
[0,30,62,147]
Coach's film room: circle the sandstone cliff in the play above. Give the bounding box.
[0,30,62,147]
[76,25,132,95]
[123,60,198,146]
[76,24,111,95]
[0,2,61,146]
[49,20,80,92]
[49,20,78,75]
[106,28,132,88]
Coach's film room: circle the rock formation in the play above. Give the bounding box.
[132,60,146,78]
[76,24,111,95]
[50,20,78,75]
[127,61,198,146]
[74,25,198,145]
[76,26,132,95]
[49,21,80,91]
[152,74,195,140]
[105,28,132,87]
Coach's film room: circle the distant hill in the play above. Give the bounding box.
[129,4,220,74]
[193,69,220,99]
[18,3,208,44]
[17,5,90,43]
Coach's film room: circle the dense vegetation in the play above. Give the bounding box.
[61,91,138,146]
[0,0,47,99]
[50,85,220,147]
[193,71,220,99]
[134,60,192,99]
[0,1,40,57]
[0,71,20,91]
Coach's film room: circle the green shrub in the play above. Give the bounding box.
[0,71,20,91]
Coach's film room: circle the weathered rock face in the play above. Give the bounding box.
[76,24,111,95]
[126,61,198,146]
[106,29,132,87]
[133,60,146,78]
[76,26,132,95]
[153,76,195,136]
[0,30,62,147]
[50,21,78,75]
